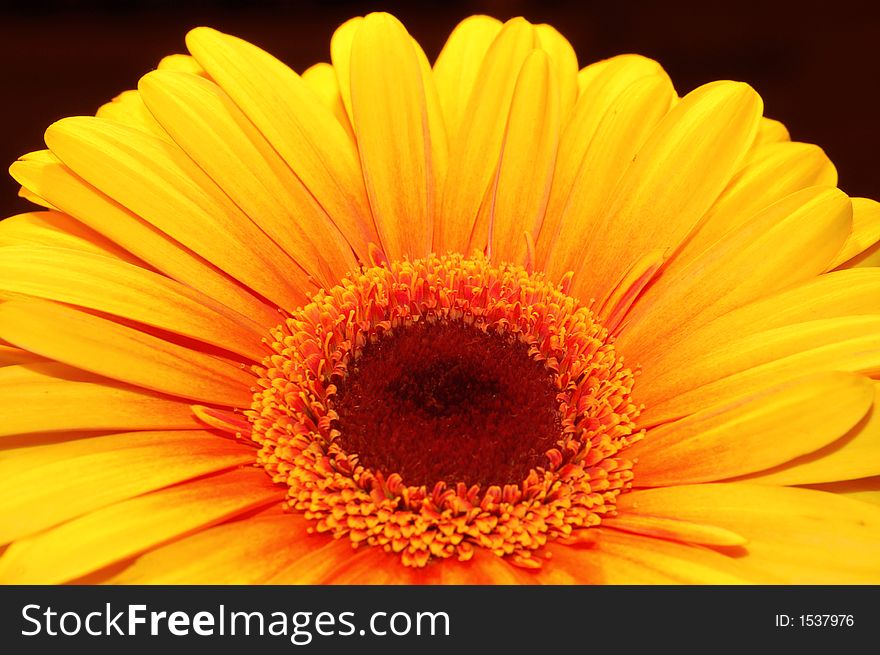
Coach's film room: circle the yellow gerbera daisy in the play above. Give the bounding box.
[1,12,879,584]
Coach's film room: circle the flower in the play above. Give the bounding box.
[0,12,879,584]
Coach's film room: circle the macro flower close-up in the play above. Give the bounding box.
[0,10,879,585]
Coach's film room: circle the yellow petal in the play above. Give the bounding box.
[9,154,280,327]
[839,241,880,268]
[301,62,355,139]
[0,362,201,438]
[412,36,450,235]
[17,183,57,211]
[536,56,673,271]
[628,372,873,486]
[617,186,851,362]
[187,26,378,257]
[741,381,880,485]
[534,23,578,118]
[95,89,168,140]
[0,468,281,584]
[0,245,265,361]
[575,54,665,96]
[485,50,559,264]
[829,197,880,269]
[44,116,309,310]
[668,141,837,272]
[803,477,880,507]
[329,16,363,124]
[601,514,747,546]
[567,81,763,303]
[595,248,666,334]
[433,15,503,135]
[349,13,442,260]
[640,315,880,426]
[113,514,307,584]
[754,116,790,145]
[0,299,255,406]
[616,484,880,583]
[548,529,752,583]
[0,210,138,263]
[157,53,206,76]
[0,430,253,544]
[138,70,358,288]
[637,267,880,392]
[436,17,536,254]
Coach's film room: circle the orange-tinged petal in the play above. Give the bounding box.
[545,541,656,584]
[400,550,537,585]
[0,245,266,361]
[436,17,536,254]
[741,381,880,485]
[433,15,503,135]
[0,299,255,406]
[187,26,378,257]
[0,362,201,438]
[9,154,280,327]
[0,345,45,367]
[264,537,364,584]
[320,546,425,584]
[640,315,880,426]
[617,186,851,362]
[595,248,666,335]
[326,548,443,584]
[434,550,537,584]
[266,541,533,584]
[112,514,308,584]
[485,49,559,264]
[629,372,873,486]
[44,116,309,310]
[0,468,282,584]
[349,13,441,260]
[568,81,763,303]
[0,430,254,544]
[617,484,880,583]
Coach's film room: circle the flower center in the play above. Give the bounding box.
[332,320,561,489]
[247,253,642,568]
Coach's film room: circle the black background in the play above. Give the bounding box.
[0,0,878,220]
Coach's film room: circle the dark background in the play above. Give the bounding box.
[1,0,878,219]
